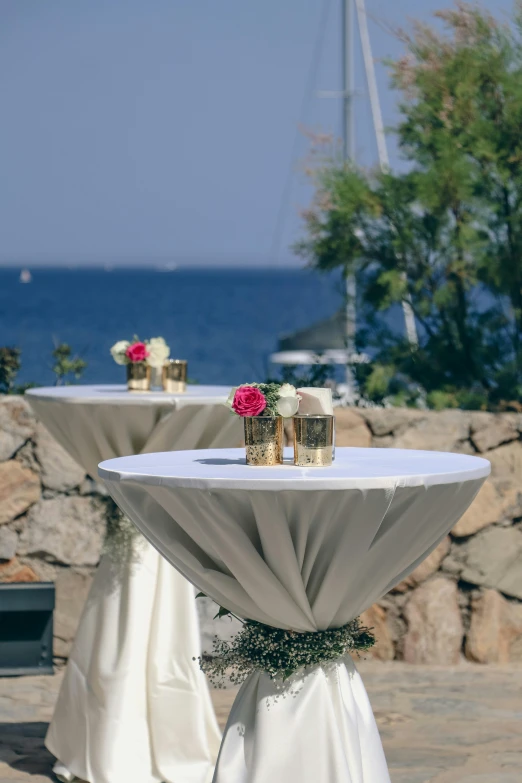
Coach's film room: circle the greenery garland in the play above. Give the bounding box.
[102,497,142,565]
[197,618,375,688]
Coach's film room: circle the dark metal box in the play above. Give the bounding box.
[0,582,55,676]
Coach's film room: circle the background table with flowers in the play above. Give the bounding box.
[25,383,242,783]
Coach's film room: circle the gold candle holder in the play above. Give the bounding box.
[293,414,334,467]
[162,359,187,393]
[126,362,151,392]
[244,416,283,466]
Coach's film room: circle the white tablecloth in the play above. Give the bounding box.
[99,447,490,783]
[25,386,242,783]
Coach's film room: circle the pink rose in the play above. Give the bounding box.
[126,342,149,363]
[232,386,267,417]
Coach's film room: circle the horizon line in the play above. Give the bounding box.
[0,259,310,271]
[0,263,309,271]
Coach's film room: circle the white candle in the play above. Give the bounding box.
[297,387,335,460]
[296,387,334,415]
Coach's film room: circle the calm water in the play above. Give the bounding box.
[0,267,346,386]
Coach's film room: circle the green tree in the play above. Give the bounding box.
[0,347,23,394]
[296,2,522,410]
[52,343,87,385]
[0,343,87,391]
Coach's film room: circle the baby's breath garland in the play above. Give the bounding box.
[197,618,375,688]
[103,497,142,565]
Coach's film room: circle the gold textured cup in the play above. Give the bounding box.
[126,362,151,392]
[244,416,284,466]
[293,414,334,466]
[162,359,188,393]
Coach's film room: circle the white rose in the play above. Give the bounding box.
[147,337,170,368]
[279,383,299,398]
[276,383,300,417]
[110,340,130,365]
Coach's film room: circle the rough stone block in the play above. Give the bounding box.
[335,409,372,447]
[466,588,522,663]
[18,496,106,566]
[460,527,522,600]
[403,577,463,664]
[357,408,426,437]
[0,396,36,461]
[487,441,522,482]
[360,603,394,661]
[0,556,39,582]
[392,410,471,452]
[34,422,85,491]
[0,461,40,525]
[392,537,451,592]
[452,481,503,537]
[15,440,40,473]
[470,413,520,452]
[0,527,18,561]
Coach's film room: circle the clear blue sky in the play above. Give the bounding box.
[0,0,512,267]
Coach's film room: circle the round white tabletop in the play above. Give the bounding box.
[99,446,491,491]
[99,445,490,783]
[26,383,231,406]
[26,385,240,479]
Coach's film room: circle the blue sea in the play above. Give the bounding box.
[0,267,347,387]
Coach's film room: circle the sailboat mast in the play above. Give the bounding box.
[342,0,355,162]
[342,0,418,394]
[355,0,419,347]
[342,0,357,399]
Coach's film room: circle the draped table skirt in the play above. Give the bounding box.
[47,545,221,783]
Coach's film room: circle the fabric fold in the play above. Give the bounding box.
[215,658,390,783]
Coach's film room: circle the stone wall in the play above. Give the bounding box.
[0,396,107,660]
[331,407,522,665]
[1,395,521,664]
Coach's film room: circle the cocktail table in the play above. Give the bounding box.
[26,385,242,783]
[99,446,490,783]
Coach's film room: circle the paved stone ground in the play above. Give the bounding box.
[1,662,521,783]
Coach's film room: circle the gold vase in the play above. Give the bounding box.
[126,362,151,392]
[293,414,334,466]
[244,416,283,466]
[162,359,188,393]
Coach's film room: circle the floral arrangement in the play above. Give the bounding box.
[110,336,170,368]
[197,617,375,688]
[227,382,301,418]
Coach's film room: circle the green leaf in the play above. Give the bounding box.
[213,606,234,620]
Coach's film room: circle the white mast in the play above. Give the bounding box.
[342,0,418,396]
[355,0,418,347]
[355,0,388,167]
[342,0,357,399]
